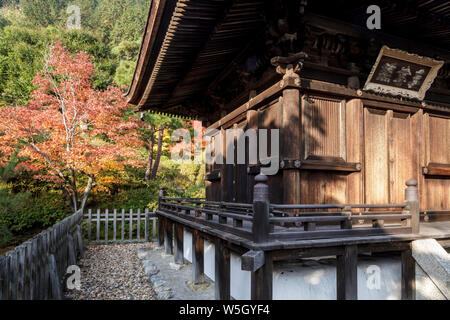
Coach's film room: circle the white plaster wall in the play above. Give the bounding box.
[356,256,401,300]
[204,240,215,281]
[273,259,337,300]
[230,253,251,300]
[272,256,402,300]
[183,230,193,263]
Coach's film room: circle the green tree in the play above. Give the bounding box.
[20,0,70,27]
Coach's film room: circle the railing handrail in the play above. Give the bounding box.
[157,176,419,244]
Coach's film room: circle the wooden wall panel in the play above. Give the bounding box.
[428,115,450,164]
[423,114,450,211]
[303,96,346,161]
[364,108,389,204]
[300,172,347,204]
[389,112,413,203]
[259,98,283,203]
[236,121,248,203]
[346,99,363,204]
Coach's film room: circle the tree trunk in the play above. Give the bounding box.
[145,137,154,182]
[150,126,164,179]
[78,175,94,214]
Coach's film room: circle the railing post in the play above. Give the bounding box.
[405,179,420,233]
[158,188,165,247]
[249,174,273,300]
[252,174,270,243]
[158,187,165,210]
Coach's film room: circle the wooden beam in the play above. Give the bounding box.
[174,223,184,264]
[192,230,204,284]
[157,216,165,247]
[401,244,416,300]
[164,219,173,255]
[336,245,358,300]
[214,238,230,300]
[241,250,265,272]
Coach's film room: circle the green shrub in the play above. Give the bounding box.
[0,225,12,247]
[0,187,70,232]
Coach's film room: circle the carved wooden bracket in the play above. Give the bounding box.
[271,51,308,85]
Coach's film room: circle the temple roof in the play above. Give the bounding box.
[126,0,450,116]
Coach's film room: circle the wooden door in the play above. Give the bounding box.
[364,107,414,204]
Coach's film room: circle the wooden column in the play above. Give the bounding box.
[158,217,165,247]
[174,223,184,264]
[192,229,204,284]
[405,179,420,233]
[164,219,173,255]
[246,110,258,203]
[281,77,301,205]
[401,243,416,300]
[250,252,273,300]
[214,238,230,300]
[336,245,358,300]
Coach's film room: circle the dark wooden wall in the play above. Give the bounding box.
[205,82,450,215]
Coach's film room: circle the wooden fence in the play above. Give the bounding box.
[83,208,157,244]
[0,210,84,300]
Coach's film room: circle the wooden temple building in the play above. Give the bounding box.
[127,0,450,300]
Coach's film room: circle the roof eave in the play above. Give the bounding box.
[125,0,169,105]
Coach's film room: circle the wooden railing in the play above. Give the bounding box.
[0,210,84,300]
[158,175,420,245]
[83,208,158,244]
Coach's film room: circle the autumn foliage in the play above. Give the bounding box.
[0,43,142,213]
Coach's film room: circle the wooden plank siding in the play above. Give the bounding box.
[205,81,450,217]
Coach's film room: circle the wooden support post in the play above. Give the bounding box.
[252,174,270,243]
[214,238,230,300]
[24,242,32,299]
[121,209,125,241]
[152,217,157,241]
[174,223,184,264]
[281,75,301,206]
[144,208,149,242]
[105,209,109,242]
[31,238,38,299]
[76,225,85,258]
[158,187,165,247]
[96,209,100,242]
[164,219,174,255]
[0,255,9,300]
[113,209,117,242]
[158,216,165,247]
[251,252,273,300]
[48,253,62,300]
[405,179,420,233]
[336,245,358,300]
[67,234,76,266]
[340,206,353,230]
[192,230,204,284]
[43,232,50,300]
[17,246,25,300]
[129,209,133,241]
[137,208,141,241]
[401,244,416,300]
[7,250,17,299]
[87,209,92,242]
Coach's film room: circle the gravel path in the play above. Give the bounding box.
[64,243,156,300]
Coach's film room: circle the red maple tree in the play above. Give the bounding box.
[0,43,142,213]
